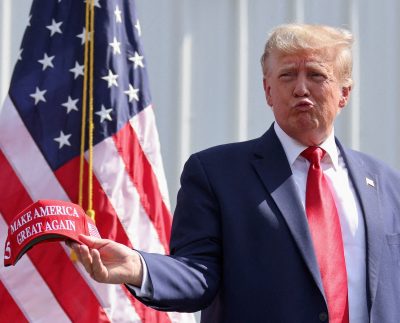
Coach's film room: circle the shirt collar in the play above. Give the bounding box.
[273,122,339,170]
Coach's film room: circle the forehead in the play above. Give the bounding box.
[268,49,336,72]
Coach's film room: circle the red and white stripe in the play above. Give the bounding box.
[0,214,71,323]
[0,95,196,323]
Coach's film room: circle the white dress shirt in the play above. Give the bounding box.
[274,122,368,323]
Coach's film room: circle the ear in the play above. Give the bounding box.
[339,86,351,108]
[263,78,273,106]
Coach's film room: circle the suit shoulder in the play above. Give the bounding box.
[345,148,400,177]
[193,137,259,162]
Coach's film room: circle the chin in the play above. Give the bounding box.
[292,116,319,131]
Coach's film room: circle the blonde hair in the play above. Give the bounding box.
[260,24,353,86]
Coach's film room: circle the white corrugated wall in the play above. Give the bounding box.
[1,0,400,210]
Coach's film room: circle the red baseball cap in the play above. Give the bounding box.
[4,200,101,267]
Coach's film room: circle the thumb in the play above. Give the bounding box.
[78,234,104,248]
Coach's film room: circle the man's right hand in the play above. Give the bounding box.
[68,234,143,287]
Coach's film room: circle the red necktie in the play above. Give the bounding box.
[302,147,349,323]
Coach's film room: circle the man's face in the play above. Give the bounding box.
[263,49,351,146]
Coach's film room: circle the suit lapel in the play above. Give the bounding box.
[251,125,325,297]
[250,127,384,309]
[338,142,384,308]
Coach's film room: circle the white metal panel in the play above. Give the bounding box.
[2,0,400,213]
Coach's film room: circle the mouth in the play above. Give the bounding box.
[293,101,314,111]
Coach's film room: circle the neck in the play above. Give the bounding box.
[275,122,333,147]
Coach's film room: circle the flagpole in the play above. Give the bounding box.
[78,0,91,208]
[87,0,96,221]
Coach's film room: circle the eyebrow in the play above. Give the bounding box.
[278,62,329,72]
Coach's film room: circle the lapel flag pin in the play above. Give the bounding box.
[366,177,375,187]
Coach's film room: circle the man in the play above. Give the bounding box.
[71,24,400,322]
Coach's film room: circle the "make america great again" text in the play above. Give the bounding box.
[10,205,80,245]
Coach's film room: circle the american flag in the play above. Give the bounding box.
[0,0,194,322]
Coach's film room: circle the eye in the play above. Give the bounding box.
[279,72,295,80]
[309,72,326,81]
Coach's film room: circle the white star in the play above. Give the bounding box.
[27,15,32,27]
[70,61,84,79]
[54,131,72,149]
[46,19,62,36]
[77,27,90,45]
[102,69,118,88]
[38,53,55,70]
[124,84,139,102]
[18,48,23,61]
[95,105,113,122]
[109,37,121,55]
[114,5,122,23]
[30,87,47,105]
[61,96,79,113]
[135,19,141,36]
[129,52,144,69]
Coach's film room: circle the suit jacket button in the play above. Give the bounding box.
[318,312,328,321]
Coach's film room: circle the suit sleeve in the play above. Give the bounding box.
[131,153,222,312]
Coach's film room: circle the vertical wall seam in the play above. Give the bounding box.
[349,0,361,150]
[237,0,249,141]
[178,1,192,170]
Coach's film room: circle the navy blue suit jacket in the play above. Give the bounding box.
[133,124,400,322]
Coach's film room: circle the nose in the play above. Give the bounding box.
[293,75,310,97]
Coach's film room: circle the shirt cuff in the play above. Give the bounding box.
[126,251,153,299]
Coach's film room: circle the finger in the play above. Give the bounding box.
[69,242,84,263]
[91,249,108,282]
[66,240,80,251]
[78,244,94,276]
